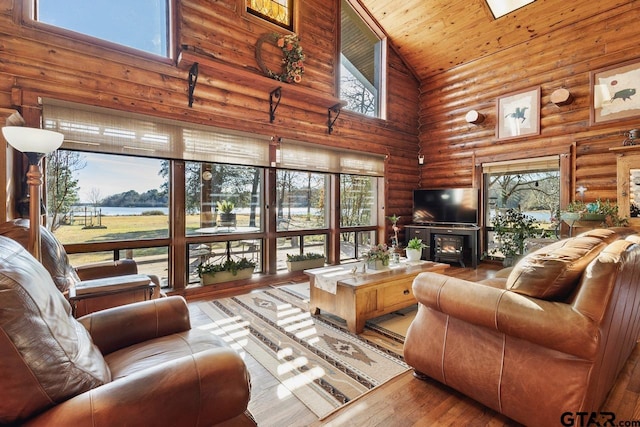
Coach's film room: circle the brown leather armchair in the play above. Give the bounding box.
[0,218,163,316]
[0,235,254,426]
[404,229,640,427]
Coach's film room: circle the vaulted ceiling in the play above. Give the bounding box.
[359,0,629,81]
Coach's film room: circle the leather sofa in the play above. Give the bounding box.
[404,228,640,427]
[0,218,164,316]
[0,235,255,426]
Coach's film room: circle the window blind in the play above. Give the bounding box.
[42,99,270,166]
[482,155,559,174]
[279,140,385,176]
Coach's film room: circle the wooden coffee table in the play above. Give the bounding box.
[305,261,449,333]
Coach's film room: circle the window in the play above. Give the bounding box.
[33,0,171,57]
[247,0,293,30]
[275,170,328,230]
[339,174,378,261]
[42,100,386,289]
[185,162,263,235]
[46,150,170,285]
[340,0,385,118]
[484,156,560,258]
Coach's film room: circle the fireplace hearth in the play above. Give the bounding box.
[434,234,465,267]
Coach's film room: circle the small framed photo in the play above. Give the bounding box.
[496,86,541,140]
[590,58,640,125]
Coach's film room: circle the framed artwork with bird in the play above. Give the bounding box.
[496,86,540,140]
[590,58,640,125]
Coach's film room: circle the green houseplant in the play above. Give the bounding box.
[286,252,325,272]
[490,209,540,266]
[216,200,236,227]
[406,237,427,262]
[562,199,628,227]
[197,257,256,285]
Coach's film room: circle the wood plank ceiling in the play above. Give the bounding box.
[359,0,631,80]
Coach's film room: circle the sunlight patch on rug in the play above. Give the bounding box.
[197,287,410,419]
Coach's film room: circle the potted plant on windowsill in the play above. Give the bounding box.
[286,253,325,272]
[406,237,427,262]
[197,257,256,285]
[561,199,628,226]
[363,243,390,270]
[217,200,236,227]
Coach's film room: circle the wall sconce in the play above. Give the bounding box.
[465,110,485,124]
[418,154,425,165]
[2,126,64,261]
[550,88,573,106]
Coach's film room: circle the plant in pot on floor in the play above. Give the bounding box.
[286,252,325,272]
[197,257,256,285]
[490,208,540,267]
[406,237,427,262]
[217,200,236,227]
[363,243,390,270]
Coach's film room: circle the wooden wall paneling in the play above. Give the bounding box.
[418,2,640,206]
[0,0,421,292]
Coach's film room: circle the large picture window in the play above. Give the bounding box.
[484,156,560,259]
[42,100,386,291]
[33,0,171,57]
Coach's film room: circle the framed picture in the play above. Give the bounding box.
[590,58,640,125]
[496,86,540,140]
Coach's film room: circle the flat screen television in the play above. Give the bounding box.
[412,188,478,226]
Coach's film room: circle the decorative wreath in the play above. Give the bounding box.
[256,33,305,83]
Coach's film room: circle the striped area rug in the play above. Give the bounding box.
[197,286,410,419]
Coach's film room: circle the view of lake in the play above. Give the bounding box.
[73,206,169,216]
[73,206,319,216]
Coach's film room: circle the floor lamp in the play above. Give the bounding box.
[2,126,64,261]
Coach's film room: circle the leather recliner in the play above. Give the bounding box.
[0,218,164,316]
[0,235,255,426]
[404,228,640,427]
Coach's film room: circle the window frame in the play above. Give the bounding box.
[246,0,294,31]
[39,100,387,291]
[24,0,175,61]
[339,0,388,119]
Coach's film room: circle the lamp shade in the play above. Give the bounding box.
[2,127,64,154]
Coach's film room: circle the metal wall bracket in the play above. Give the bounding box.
[328,103,342,134]
[269,87,282,123]
[188,63,199,108]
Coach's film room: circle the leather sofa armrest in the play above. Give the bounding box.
[78,296,191,355]
[23,348,251,427]
[413,272,598,359]
[75,259,138,280]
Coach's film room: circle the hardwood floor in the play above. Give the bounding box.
[188,263,640,426]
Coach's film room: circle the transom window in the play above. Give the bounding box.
[247,0,293,30]
[340,0,385,118]
[33,0,171,58]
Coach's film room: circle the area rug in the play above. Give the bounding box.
[197,286,411,419]
[279,281,417,355]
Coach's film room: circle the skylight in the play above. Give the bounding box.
[486,0,536,19]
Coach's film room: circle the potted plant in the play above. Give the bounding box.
[286,252,325,272]
[363,243,390,270]
[216,200,236,227]
[490,208,540,267]
[406,237,427,262]
[197,257,256,285]
[561,199,628,226]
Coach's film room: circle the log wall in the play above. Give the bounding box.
[418,2,640,209]
[0,0,420,224]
